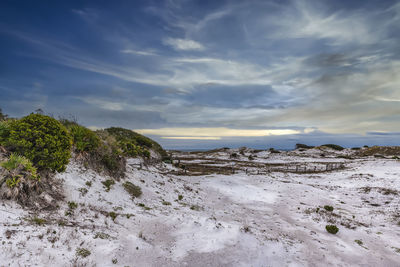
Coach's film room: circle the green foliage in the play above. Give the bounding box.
[30,217,47,225]
[94,232,110,239]
[190,205,202,211]
[108,211,118,221]
[134,135,153,148]
[1,154,39,180]
[295,143,314,149]
[4,114,72,172]
[0,121,10,145]
[102,179,115,192]
[355,239,363,246]
[68,201,78,210]
[322,144,344,151]
[6,176,21,188]
[178,194,183,201]
[105,127,167,159]
[324,205,334,212]
[68,124,100,153]
[326,225,339,234]
[76,248,91,258]
[162,201,171,205]
[119,140,142,157]
[123,181,142,198]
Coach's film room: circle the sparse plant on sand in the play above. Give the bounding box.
[123,181,142,198]
[326,225,339,234]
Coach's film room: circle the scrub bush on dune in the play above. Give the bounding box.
[0,121,11,145]
[4,114,72,172]
[0,154,40,203]
[68,124,100,153]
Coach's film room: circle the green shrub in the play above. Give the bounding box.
[324,205,334,212]
[5,176,21,188]
[76,248,91,258]
[102,179,115,192]
[295,144,314,149]
[134,135,153,148]
[4,114,72,172]
[326,225,339,234]
[123,181,142,198]
[108,211,117,221]
[105,127,167,159]
[68,201,78,210]
[1,154,39,180]
[30,217,47,225]
[119,140,141,157]
[322,144,344,151]
[0,121,10,145]
[68,124,100,153]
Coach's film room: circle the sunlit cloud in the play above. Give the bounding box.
[161,136,221,140]
[136,127,301,137]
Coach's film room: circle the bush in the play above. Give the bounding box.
[326,225,339,234]
[0,121,10,145]
[322,144,344,151]
[295,144,314,149]
[76,248,91,258]
[102,179,115,192]
[324,205,334,212]
[123,181,142,198]
[1,154,39,181]
[4,114,72,172]
[0,154,41,203]
[105,127,167,159]
[68,124,100,153]
[269,148,280,153]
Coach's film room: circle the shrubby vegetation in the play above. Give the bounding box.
[3,114,72,172]
[105,127,167,159]
[295,143,314,149]
[0,154,40,202]
[322,144,344,151]
[325,225,339,234]
[0,108,167,206]
[67,124,100,153]
[123,181,142,198]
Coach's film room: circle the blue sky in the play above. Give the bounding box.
[1,0,400,149]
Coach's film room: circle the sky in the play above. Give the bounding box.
[1,0,400,150]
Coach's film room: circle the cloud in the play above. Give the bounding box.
[269,0,385,46]
[163,37,205,51]
[161,136,221,140]
[120,49,157,56]
[135,127,301,137]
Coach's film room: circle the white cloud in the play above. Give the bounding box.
[270,0,383,46]
[120,49,157,56]
[163,38,205,51]
[136,127,301,137]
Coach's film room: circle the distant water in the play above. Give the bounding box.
[168,148,293,152]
